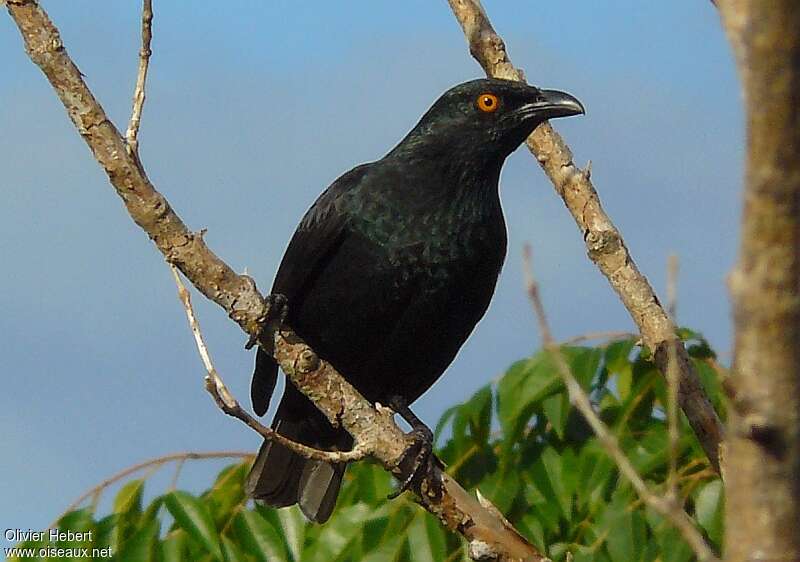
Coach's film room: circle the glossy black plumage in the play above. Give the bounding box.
[245,78,584,522]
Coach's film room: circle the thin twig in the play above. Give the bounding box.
[522,245,719,562]
[51,451,252,529]
[447,0,724,473]
[169,457,186,491]
[666,338,681,503]
[169,265,371,465]
[560,331,638,346]
[663,255,685,494]
[125,0,152,154]
[667,254,679,321]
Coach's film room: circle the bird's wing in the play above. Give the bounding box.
[250,164,370,416]
[271,164,370,301]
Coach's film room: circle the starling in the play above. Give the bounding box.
[246,78,584,522]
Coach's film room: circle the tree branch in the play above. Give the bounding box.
[715,1,800,560]
[5,1,544,559]
[560,330,637,346]
[169,264,371,464]
[125,0,152,154]
[52,451,253,529]
[523,246,720,562]
[446,0,724,473]
[666,254,679,321]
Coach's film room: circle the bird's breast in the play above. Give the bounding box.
[346,193,507,293]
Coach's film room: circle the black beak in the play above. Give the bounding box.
[519,89,585,121]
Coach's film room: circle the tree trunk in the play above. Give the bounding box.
[719,1,800,560]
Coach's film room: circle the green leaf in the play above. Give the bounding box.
[604,339,635,375]
[692,358,727,417]
[596,487,643,562]
[568,347,604,390]
[221,536,249,562]
[141,495,165,527]
[360,509,389,556]
[548,542,572,561]
[679,327,715,359]
[164,490,223,561]
[451,408,473,453]
[517,513,546,553]
[497,356,561,440]
[479,468,520,513]
[52,508,95,562]
[277,505,306,562]
[204,463,248,528]
[55,507,95,534]
[464,385,493,445]
[116,517,159,562]
[405,513,447,562]
[360,529,406,562]
[304,504,372,562]
[601,506,635,562]
[93,513,118,552]
[616,362,633,402]
[521,469,562,533]
[113,479,144,549]
[571,546,601,562]
[498,347,602,445]
[232,509,288,562]
[523,446,573,521]
[676,327,701,341]
[114,479,144,515]
[615,359,661,430]
[542,391,569,440]
[349,462,393,505]
[541,447,572,518]
[651,522,694,562]
[434,405,459,442]
[559,447,579,508]
[576,445,615,513]
[694,479,724,547]
[160,531,188,562]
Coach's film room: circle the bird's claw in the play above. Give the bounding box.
[385,394,443,499]
[388,426,437,499]
[265,293,289,326]
[245,293,289,350]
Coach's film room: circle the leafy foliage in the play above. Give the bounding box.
[9,334,724,561]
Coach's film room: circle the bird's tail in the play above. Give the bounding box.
[245,388,352,523]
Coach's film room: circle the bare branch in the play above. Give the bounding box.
[560,330,638,346]
[522,245,720,562]
[5,2,545,558]
[125,0,152,154]
[447,0,724,473]
[168,457,186,491]
[666,340,681,502]
[666,254,679,321]
[169,264,371,465]
[52,451,252,528]
[169,263,217,378]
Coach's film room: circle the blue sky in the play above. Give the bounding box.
[0,0,741,536]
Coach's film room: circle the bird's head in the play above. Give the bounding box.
[394,78,584,165]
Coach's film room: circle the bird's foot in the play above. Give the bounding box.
[265,293,289,325]
[245,293,289,349]
[388,426,438,499]
[386,397,443,500]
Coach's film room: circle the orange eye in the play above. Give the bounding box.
[476,93,499,113]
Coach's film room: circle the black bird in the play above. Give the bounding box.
[245,78,584,522]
